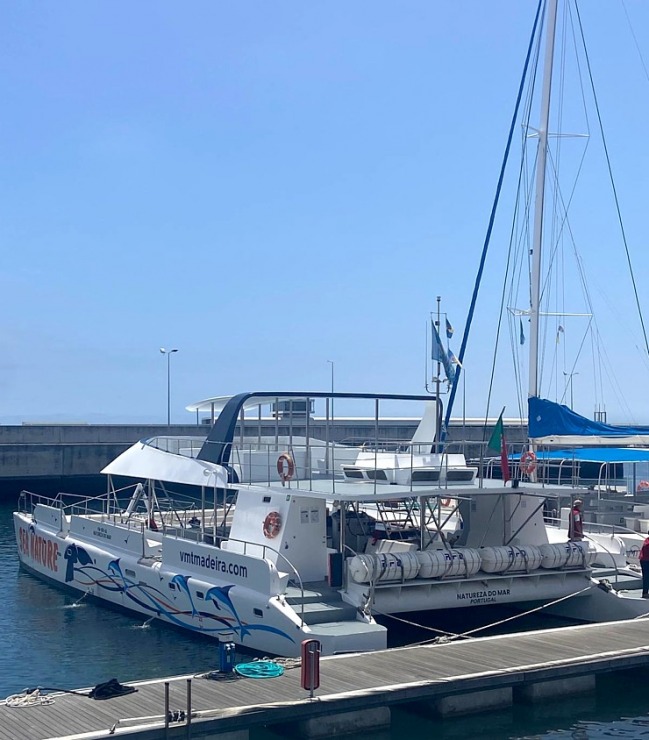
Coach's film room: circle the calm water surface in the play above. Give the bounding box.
[2,499,649,738]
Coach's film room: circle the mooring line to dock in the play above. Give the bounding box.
[443,584,595,643]
[64,591,89,609]
[373,583,596,649]
[372,610,462,640]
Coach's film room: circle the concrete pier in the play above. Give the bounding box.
[425,687,513,717]
[287,706,391,737]
[1,619,649,739]
[514,674,596,703]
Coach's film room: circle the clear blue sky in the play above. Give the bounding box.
[2,1,649,424]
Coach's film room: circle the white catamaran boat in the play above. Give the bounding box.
[14,1,649,656]
[13,391,649,658]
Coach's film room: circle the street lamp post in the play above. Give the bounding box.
[325,360,335,477]
[160,348,178,426]
[327,360,334,394]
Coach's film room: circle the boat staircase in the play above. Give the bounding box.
[284,580,387,652]
[285,580,358,624]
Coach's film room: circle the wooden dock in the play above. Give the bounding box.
[2,618,649,740]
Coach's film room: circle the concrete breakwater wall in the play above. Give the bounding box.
[0,424,206,498]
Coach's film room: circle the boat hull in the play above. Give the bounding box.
[13,511,385,657]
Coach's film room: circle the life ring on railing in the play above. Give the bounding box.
[637,480,649,492]
[277,453,295,483]
[520,450,537,475]
[263,511,282,539]
[440,498,452,507]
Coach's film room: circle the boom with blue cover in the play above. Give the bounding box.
[529,397,649,445]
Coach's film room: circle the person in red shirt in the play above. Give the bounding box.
[639,533,649,599]
[568,498,584,542]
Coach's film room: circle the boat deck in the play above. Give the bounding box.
[2,617,649,739]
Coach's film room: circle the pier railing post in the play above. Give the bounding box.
[186,678,192,737]
[164,681,170,737]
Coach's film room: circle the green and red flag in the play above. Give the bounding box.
[488,408,511,483]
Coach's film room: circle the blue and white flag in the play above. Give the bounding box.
[448,349,462,368]
[431,320,445,362]
[445,318,454,340]
[431,321,455,382]
[445,349,460,383]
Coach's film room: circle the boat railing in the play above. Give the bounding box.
[18,489,112,516]
[579,520,642,539]
[582,532,626,584]
[224,436,478,495]
[144,435,206,458]
[222,536,306,625]
[479,442,631,493]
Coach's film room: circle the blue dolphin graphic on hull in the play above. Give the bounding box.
[171,574,198,616]
[63,543,93,583]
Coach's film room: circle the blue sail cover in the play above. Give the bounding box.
[529,397,649,444]
[511,447,649,463]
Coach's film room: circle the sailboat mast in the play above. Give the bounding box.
[436,295,441,403]
[528,0,558,400]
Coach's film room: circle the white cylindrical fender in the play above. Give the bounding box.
[539,542,595,569]
[479,545,542,573]
[416,548,481,579]
[348,552,420,583]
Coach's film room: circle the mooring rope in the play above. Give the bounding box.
[369,583,595,647]
[373,610,459,640]
[1,689,56,708]
[195,655,301,682]
[423,585,594,645]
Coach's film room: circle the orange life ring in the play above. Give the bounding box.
[520,450,537,475]
[277,453,295,483]
[637,480,649,492]
[440,498,452,507]
[263,511,282,539]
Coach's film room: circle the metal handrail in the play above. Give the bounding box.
[581,532,625,583]
[223,536,306,626]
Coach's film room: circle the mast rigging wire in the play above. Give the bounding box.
[442,0,544,439]
[574,0,649,358]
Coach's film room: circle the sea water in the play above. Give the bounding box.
[2,499,649,739]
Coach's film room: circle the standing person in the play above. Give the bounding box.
[640,532,649,599]
[568,498,584,542]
